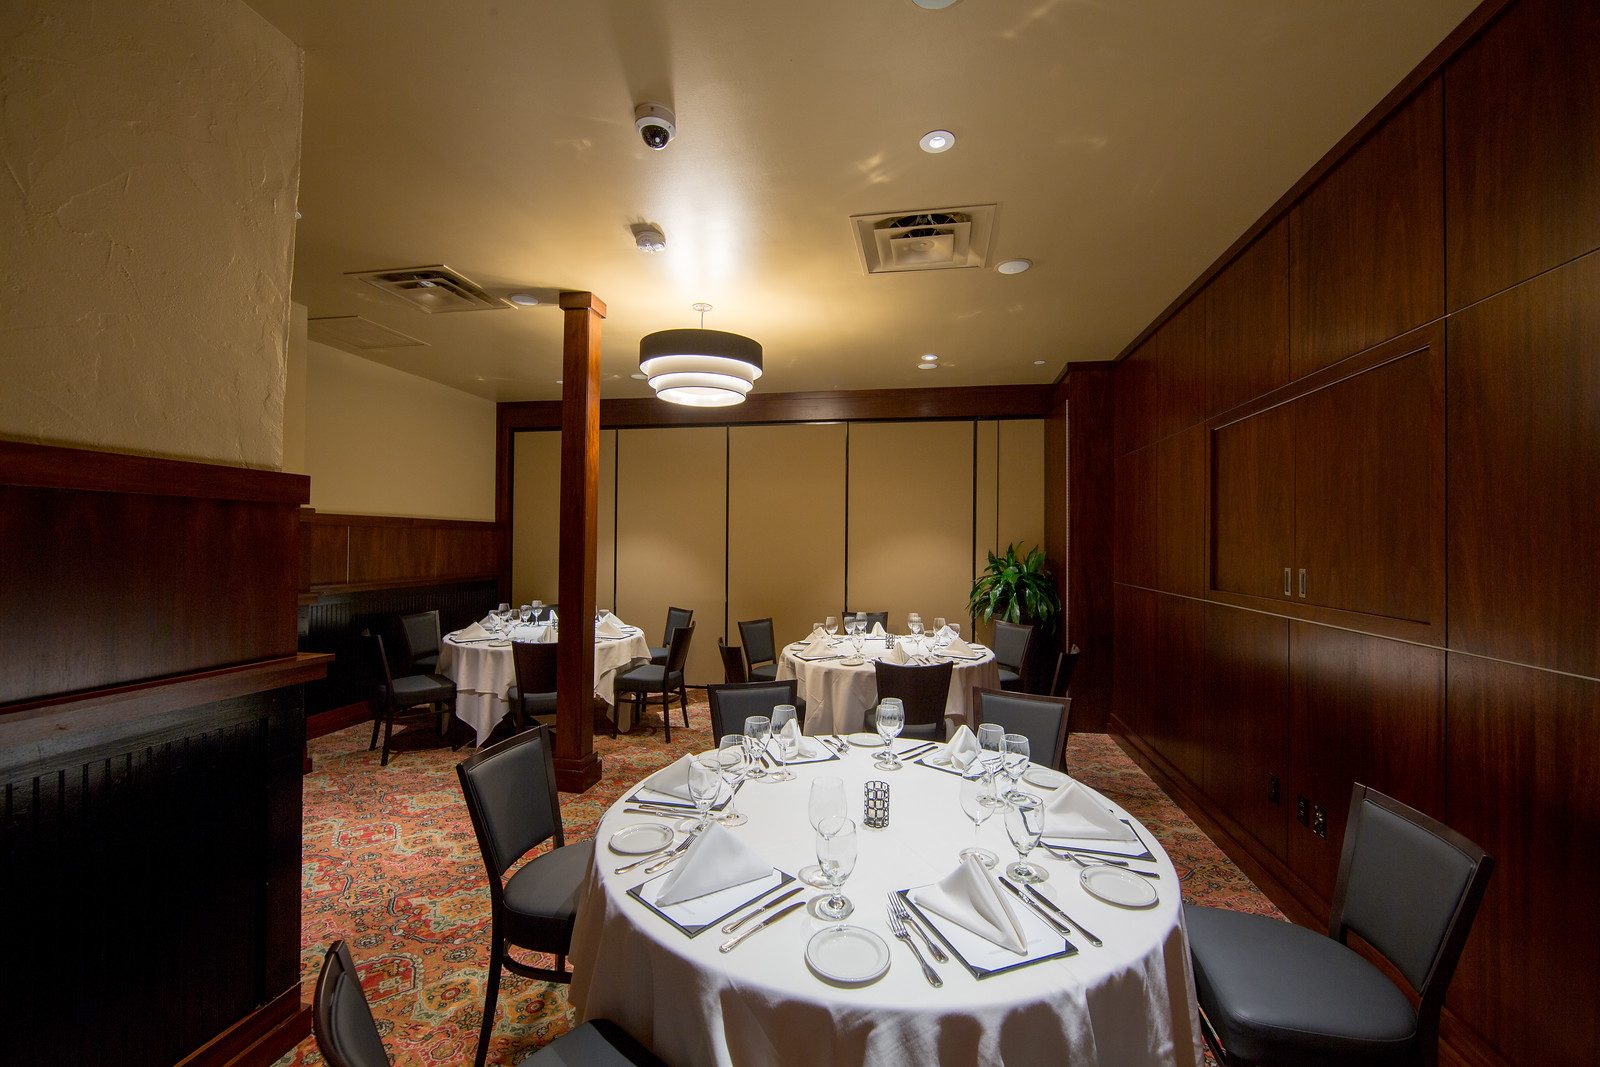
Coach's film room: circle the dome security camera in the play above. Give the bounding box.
[634,103,676,150]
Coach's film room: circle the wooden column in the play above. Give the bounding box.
[553,291,606,792]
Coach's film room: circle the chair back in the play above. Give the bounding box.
[992,620,1035,673]
[717,639,749,684]
[359,632,398,703]
[312,941,391,1067]
[662,606,694,646]
[707,680,800,742]
[1330,784,1493,1027]
[737,617,777,667]
[664,623,695,676]
[1050,645,1080,697]
[532,603,559,623]
[850,611,889,632]
[455,725,563,883]
[971,688,1071,770]
[510,639,558,697]
[399,610,440,659]
[873,660,953,730]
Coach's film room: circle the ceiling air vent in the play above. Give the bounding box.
[849,204,997,274]
[347,264,510,313]
[308,315,428,351]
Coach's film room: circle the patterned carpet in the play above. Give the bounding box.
[276,698,1279,1066]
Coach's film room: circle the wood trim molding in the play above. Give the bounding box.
[0,439,309,504]
[175,983,310,1067]
[301,512,497,530]
[1108,0,1514,364]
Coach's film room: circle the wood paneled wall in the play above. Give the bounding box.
[301,511,499,593]
[1107,2,1599,1063]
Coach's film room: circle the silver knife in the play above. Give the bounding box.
[719,901,805,952]
[613,838,687,875]
[1023,882,1104,948]
[720,885,804,934]
[998,876,1072,938]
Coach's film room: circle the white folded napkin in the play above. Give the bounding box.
[778,717,801,747]
[870,621,887,637]
[943,635,980,658]
[1042,782,1137,842]
[454,621,491,642]
[913,856,1028,954]
[945,724,980,769]
[655,823,774,906]
[596,615,628,639]
[639,754,696,801]
[548,610,559,624]
[935,623,953,640]
[520,623,552,644]
[883,640,910,665]
[797,634,834,658]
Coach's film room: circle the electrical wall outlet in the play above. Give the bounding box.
[1296,794,1310,826]
[1312,804,1328,838]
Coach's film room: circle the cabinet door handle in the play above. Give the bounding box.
[1283,567,1292,596]
[1298,569,1307,599]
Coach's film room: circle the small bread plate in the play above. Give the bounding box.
[845,733,887,748]
[924,750,955,768]
[608,823,676,856]
[1079,865,1159,908]
[805,925,891,986]
[839,656,867,667]
[488,639,513,648]
[1023,766,1068,791]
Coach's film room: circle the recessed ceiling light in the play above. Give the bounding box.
[917,361,939,370]
[1033,360,1047,366]
[910,0,964,9]
[919,130,955,154]
[997,259,1033,275]
[923,353,938,361]
[508,292,541,306]
[555,379,563,385]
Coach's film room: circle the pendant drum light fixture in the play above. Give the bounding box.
[639,303,763,407]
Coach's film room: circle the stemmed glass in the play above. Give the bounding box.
[714,736,750,827]
[907,613,923,639]
[932,617,948,649]
[767,705,798,782]
[1001,733,1031,802]
[874,701,905,770]
[1004,793,1048,883]
[825,616,839,637]
[743,715,770,781]
[977,723,1006,777]
[687,755,723,833]
[811,816,858,921]
[959,770,1001,868]
[799,776,847,887]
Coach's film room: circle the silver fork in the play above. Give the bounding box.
[613,836,690,875]
[886,902,943,987]
[887,893,948,963]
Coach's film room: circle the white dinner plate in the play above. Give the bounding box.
[925,750,955,768]
[1079,865,1159,908]
[805,925,891,986]
[1024,767,1068,790]
[608,823,676,855]
[488,639,512,648]
[839,657,866,667]
[845,733,886,748]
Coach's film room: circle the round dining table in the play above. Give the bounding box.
[776,634,1001,735]
[569,741,1204,1066]
[436,624,651,744]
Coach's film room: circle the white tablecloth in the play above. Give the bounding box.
[777,636,1001,735]
[570,745,1203,1066]
[436,626,650,744]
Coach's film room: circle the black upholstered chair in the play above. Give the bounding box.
[971,687,1071,772]
[737,617,780,681]
[398,609,442,674]
[707,679,804,743]
[531,603,558,623]
[648,606,694,665]
[456,727,597,1067]
[991,620,1036,691]
[361,632,460,767]
[312,940,662,1067]
[718,639,749,683]
[619,623,693,742]
[870,660,954,741]
[1186,783,1493,1067]
[850,610,889,632]
[1050,645,1081,698]
[507,639,558,730]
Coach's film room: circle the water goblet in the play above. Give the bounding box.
[800,776,847,887]
[825,615,839,637]
[907,613,923,639]
[874,701,905,770]
[977,723,1006,777]
[1001,733,1031,802]
[811,816,858,921]
[687,755,723,833]
[1004,792,1048,883]
[743,716,771,780]
[767,705,798,782]
[714,736,751,827]
[958,770,1001,868]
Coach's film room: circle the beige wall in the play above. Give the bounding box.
[282,303,309,474]
[0,0,303,468]
[305,341,496,520]
[512,429,616,609]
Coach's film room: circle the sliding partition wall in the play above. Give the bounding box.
[511,419,1043,685]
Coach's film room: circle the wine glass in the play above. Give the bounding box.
[800,776,847,887]
[977,723,1006,777]
[959,770,1001,868]
[768,705,798,782]
[743,716,771,780]
[948,622,962,643]
[825,615,839,637]
[932,617,949,649]
[1001,733,1031,802]
[907,613,923,639]
[688,755,723,833]
[1004,793,1048,883]
[811,816,858,921]
[874,700,905,770]
[714,736,750,827]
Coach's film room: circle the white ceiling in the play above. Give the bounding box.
[247,0,1478,402]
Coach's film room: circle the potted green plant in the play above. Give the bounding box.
[969,543,1061,628]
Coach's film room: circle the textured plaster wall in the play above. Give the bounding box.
[306,341,496,521]
[0,0,304,468]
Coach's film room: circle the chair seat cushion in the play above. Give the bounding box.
[647,646,668,664]
[749,663,779,682]
[507,688,558,715]
[1185,904,1417,1066]
[518,1019,665,1066]
[390,673,457,705]
[997,667,1022,689]
[503,840,594,949]
[617,665,683,691]
[412,652,440,673]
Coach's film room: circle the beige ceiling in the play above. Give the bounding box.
[247,0,1478,402]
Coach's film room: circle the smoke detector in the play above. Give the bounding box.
[347,264,510,313]
[632,223,667,253]
[849,205,997,274]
